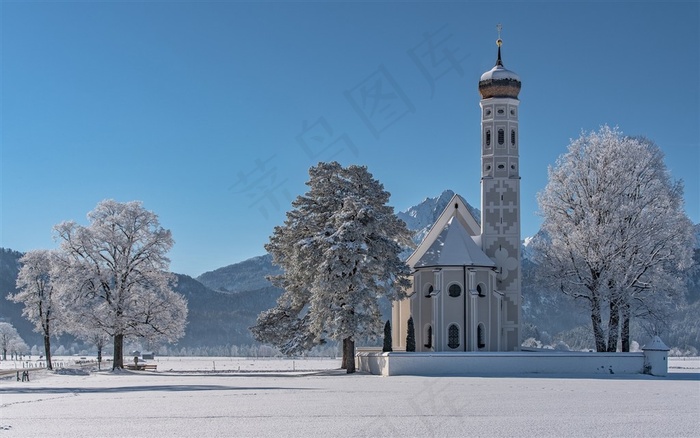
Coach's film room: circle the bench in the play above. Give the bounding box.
[124,363,157,371]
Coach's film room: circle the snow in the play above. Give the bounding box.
[479,64,521,82]
[414,217,495,268]
[643,336,670,351]
[398,190,480,246]
[1,357,698,437]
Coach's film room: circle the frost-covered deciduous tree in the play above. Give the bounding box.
[9,250,65,370]
[0,322,27,360]
[533,126,695,352]
[251,162,412,373]
[53,200,188,369]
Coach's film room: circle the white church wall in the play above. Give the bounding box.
[392,295,409,350]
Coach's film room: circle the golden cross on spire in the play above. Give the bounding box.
[496,23,503,47]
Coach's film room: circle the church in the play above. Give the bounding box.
[391,33,522,352]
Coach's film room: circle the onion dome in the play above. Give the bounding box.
[478,37,521,99]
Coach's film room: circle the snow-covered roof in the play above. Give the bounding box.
[479,64,520,82]
[406,192,482,268]
[478,43,521,99]
[413,216,495,269]
[642,336,670,351]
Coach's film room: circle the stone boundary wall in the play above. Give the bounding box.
[357,347,668,377]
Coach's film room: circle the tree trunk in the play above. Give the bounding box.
[606,299,620,352]
[590,294,607,352]
[97,345,103,371]
[2,348,6,361]
[344,337,355,374]
[620,300,631,352]
[43,334,53,371]
[112,333,124,370]
[341,339,348,369]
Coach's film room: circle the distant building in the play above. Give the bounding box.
[392,33,522,352]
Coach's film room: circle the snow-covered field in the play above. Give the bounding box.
[1,357,698,437]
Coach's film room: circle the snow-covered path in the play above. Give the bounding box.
[1,358,698,438]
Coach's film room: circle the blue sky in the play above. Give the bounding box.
[2,1,698,277]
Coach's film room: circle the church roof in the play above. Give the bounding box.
[407,193,483,269]
[478,38,521,99]
[413,216,495,269]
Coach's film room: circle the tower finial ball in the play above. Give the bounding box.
[496,38,502,47]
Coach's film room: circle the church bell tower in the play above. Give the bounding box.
[478,26,522,350]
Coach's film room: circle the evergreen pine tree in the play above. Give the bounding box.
[251,162,414,373]
[406,316,416,352]
[382,320,392,352]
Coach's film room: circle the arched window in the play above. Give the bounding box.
[498,129,505,145]
[477,283,486,297]
[485,130,491,147]
[424,284,433,298]
[477,323,486,349]
[424,325,433,349]
[448,324,460,349]
[448,283,462,298]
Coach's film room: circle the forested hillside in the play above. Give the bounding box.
[0,248,39,346]
[197,254,281,293]
[174,273,281,349]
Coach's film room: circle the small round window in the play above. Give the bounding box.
[448,284,462,297]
